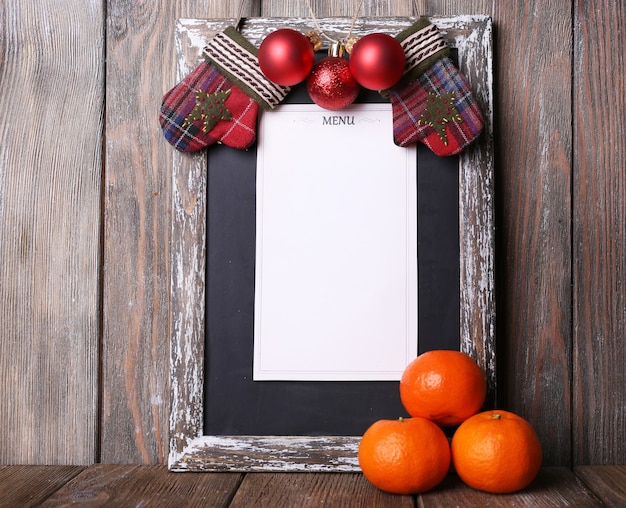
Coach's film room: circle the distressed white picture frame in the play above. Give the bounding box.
[169,15,494,472]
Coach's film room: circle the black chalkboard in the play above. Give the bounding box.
[204,81,459,437]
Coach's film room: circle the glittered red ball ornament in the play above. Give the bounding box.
[349,33,406,90]
[307,56,360,110]
[258,29,315,86]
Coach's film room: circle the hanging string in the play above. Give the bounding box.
[305,0,365,45]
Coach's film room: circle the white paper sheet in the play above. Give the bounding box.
[254,103,417,381]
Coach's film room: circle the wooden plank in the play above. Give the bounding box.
[171,436,360,472]
[40,465,242,507]
[573,0,626,465]
[102,0,260,464]
[169,15,494,471]
[229,473,414,507]
[575,466,626,507]
[260,0,413,18]
[0,466,85,507]
[0,0,103,464]
[168,16,225,469]
[416,0,574,466]
[492,0,573,468]
[420,469,603,507]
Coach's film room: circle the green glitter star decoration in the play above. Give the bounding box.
[418,90,463,145]
[183,88,232,133]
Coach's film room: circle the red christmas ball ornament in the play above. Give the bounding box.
[307,44,360,110]
[348,33,406,90]
[258,29,315,86]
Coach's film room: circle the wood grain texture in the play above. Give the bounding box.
[573,0,626,465]
[491,0,573,468]
[40,465,243,507]
[0,466,85,507]
[421,469,603,507]
[575,466,626,507]
[260,0,413,18]
[168,18,224,469]
[0,0,622,471]
[102,0,259,465]
[229,473,414,507]
[416,0,574,467]
[0,466,621,506]
[0,1,103,464]
[171,436,361,472]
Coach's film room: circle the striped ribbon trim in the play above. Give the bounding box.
[402,22,449,76]
[203,27,290,110]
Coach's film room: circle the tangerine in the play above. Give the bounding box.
[451,410,543,493]
[399,350,487,426]
[358,417,450,494]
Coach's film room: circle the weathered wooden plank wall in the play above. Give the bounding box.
[0,0,624,467]
[415,0,574,468]
[573,0,626,466]
[0,1,103,464]
[487,0,573,467]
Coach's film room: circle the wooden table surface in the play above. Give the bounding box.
[1,466,625,507]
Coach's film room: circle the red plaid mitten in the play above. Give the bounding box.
[160,26,290,152]
[387,18,484,156]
